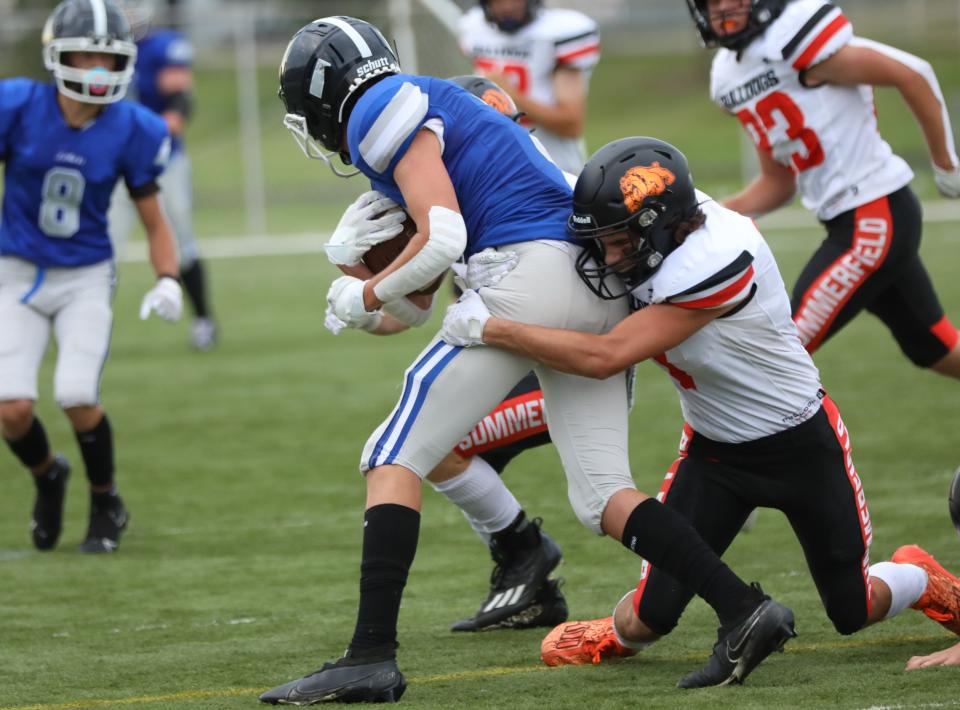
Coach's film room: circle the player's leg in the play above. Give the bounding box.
[776,397,927,635]
[542,449,755,666]
[261,338,535,705]
[791,189,919,353]
[865,252,960,380]
[0,257,70,550]
[162,152,216,349]
[428,372,565,631]
[50,262,127,553]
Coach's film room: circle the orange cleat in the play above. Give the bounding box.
[541,617,637,667]
[891,544,960,635]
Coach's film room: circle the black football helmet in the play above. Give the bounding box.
[570,137,699,300]
[480,0,541,33]
[686,0,789,51]
[448,75,521,121]
[42,0,137,105]
[278,16,400,178]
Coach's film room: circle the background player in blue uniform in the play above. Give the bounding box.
[261,17,793,704]
[110,0,217,351]
[0,0,182,553]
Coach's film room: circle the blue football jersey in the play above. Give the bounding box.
[346,75,574,258]
[132,29,193,153]
[0,78,170,268]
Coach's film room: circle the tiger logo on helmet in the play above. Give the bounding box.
[619,162,676,213]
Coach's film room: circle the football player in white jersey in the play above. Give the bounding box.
[687,0,960,378]
[442,137,960,681]
[263,17,793,703]
[458,0,599,174]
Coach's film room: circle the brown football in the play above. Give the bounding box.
[362,213,445,296]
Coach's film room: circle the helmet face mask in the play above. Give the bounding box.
[685,0,788,51]
[278,16,400,179]
[569,137,699,300]
[480,0,541,33]
[42,0,137,105]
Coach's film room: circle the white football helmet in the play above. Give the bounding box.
[42,0,138,105]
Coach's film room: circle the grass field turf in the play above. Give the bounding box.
[1,216,959,709]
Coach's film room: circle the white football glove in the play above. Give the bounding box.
[327,275,381,330]
[139,276,183,322]
[324,304,382,335]
[323,190,408,266]
[441,289,490,347]
[933,163,960,199]
[451,248,519,292]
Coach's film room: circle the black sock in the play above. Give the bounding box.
[490,510,541,558]
[621,498,759,626]
[180,260,210,319]
[349,504,420,654]
[6,416,51,469]
[74,415,115,488]
[91,489,119,510]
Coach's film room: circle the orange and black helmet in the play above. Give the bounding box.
[448,75,521,121]
[570,137,698,299]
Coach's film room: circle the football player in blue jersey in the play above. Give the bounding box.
[260,17,793,704]
[110,0,218,351]
[0,0,182,554]
[324,75,568,635]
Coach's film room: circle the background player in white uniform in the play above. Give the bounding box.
[0,0,182,553]
[458,0,599,174]
[442,136,960,680]
[110,0,218,350]
[262,17,792,704]
[688,0,960,377]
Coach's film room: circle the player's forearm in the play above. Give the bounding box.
[513,96,584,137]
[899,75,957,170]
[723,172,795,218]
[483,317,619,379]
[145,224,179,278]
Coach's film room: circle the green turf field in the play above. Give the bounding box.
[2,215,958,709]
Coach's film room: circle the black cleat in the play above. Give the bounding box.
[259,648,406,705]
[452,577,569,632]
[79,495,129,553]
[677,585,796,689]
[451,523,562,632]
[30,454,70,551]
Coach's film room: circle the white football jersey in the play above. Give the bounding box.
[458,6,599,174]
[631,194,823,443]
[710,0,913,220]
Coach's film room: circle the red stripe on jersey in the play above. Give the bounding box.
[792,15,850,70]
[793,196,893,352]
[633,431,690,617]
[455,388,548,457]
[931,315,960,351]
[672,265,755,310]
[821,395,873,617]
[556,43,600,64]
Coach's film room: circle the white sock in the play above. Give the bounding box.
[612,589,654,651]
[869,561,928,619]
[430,456,521,537]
